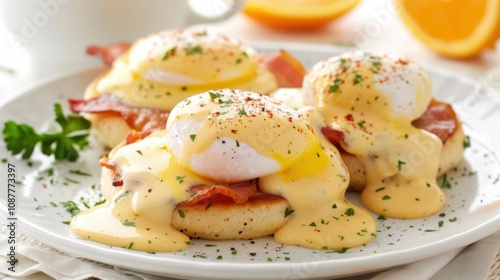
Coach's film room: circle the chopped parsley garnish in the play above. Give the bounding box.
[332,203,337,209]
[122,220,136,227]
[377,215,387,220]
[3,103,90,161]
[329,78,342,93]
[438,220,444,227]
[175,175,185,184]
[69,169,91,176]
[382,195,391,200]
[60,200,80,217]
[189,134,196,142]
[335,247,349,253]
[94,199,106,206]
[178,209,185,218]
[397,160,406,171]
[205,202,212,210]
[235,58,242,64]
[440,174,451,189]
[353,73,364,85]
[309,222,317,227]
[344,208,355,216]
[236,140,240,147]
[284,208,295,218]
[238,108,247,116]
[357,120,365,128]
[209,91,221,100]
[185,45,203,55]
[128,242,134,249]
[162,47,176,60]
[463,135,471,148]
[375,187,385,192]
[136,150,143,155]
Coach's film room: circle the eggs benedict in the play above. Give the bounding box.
[73,28,280,148]
[70,89,376,252]
[301,51,465,219]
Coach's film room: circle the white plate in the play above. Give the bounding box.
[1,42,500,280]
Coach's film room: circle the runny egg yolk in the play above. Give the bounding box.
[95,29,277,111]
[70,89,376,252]
[304,52,445,219]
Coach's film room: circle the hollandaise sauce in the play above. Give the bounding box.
[71,131,213,252]
[95,29,277,112]
[304,52,446,219]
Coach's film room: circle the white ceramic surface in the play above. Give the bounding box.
[1,42,500,280]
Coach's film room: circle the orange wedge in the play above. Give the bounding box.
[395,0,500,58]
[243,0,361,30]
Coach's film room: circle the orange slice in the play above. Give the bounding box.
[396,0,500,58]
[243,0,361,30]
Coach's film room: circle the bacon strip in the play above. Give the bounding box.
[86,43,131,67]
[181,180,258,206]
[261,50,306,88]
[322,99,458,146]
[411,99,457,143]
[68,94,169,140]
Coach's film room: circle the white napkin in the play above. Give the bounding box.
[1,218,499,280]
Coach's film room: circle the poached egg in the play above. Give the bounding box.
[303,51,445,219]
[95,28,278,111]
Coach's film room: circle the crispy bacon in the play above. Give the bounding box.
[261,50,306,88]
[322,99,459,146]
[99,156,123,186]
[180,180,258,207]
[68,94,169,142]
[86,43,131,67]
[411,99,457,143]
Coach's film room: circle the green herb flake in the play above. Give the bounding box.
[236,140,240,147]
[162,47,176,60]
[122,220,136,227]
[209,91,220,100]
[329,78,342,93]
[69,169,91,176]
[309,222,317,227]
[185,45,203,55]
[375,187,385,192]
[136,150,143,156]
[397,160,406,171]
[178,209,185,218]
[438,220,444,227]
[463,135,471,148]
[353,73,364,85]
[235,58,242,64]
[175,175,185,184]
[62,221,71,225]
[382,195,391,200]
[189,134,196,142]
[238,108,247,116]
[344,208,355,216]
[205,202,212,211]
[217,255,223,260]
[284,208,295,218]
[440,174,451,189]
[128,242,134,249]
[60,200,80,217]
[335,247,349,253]
[377,215,387,220]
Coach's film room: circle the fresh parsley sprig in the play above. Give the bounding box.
[2,103,91,162]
